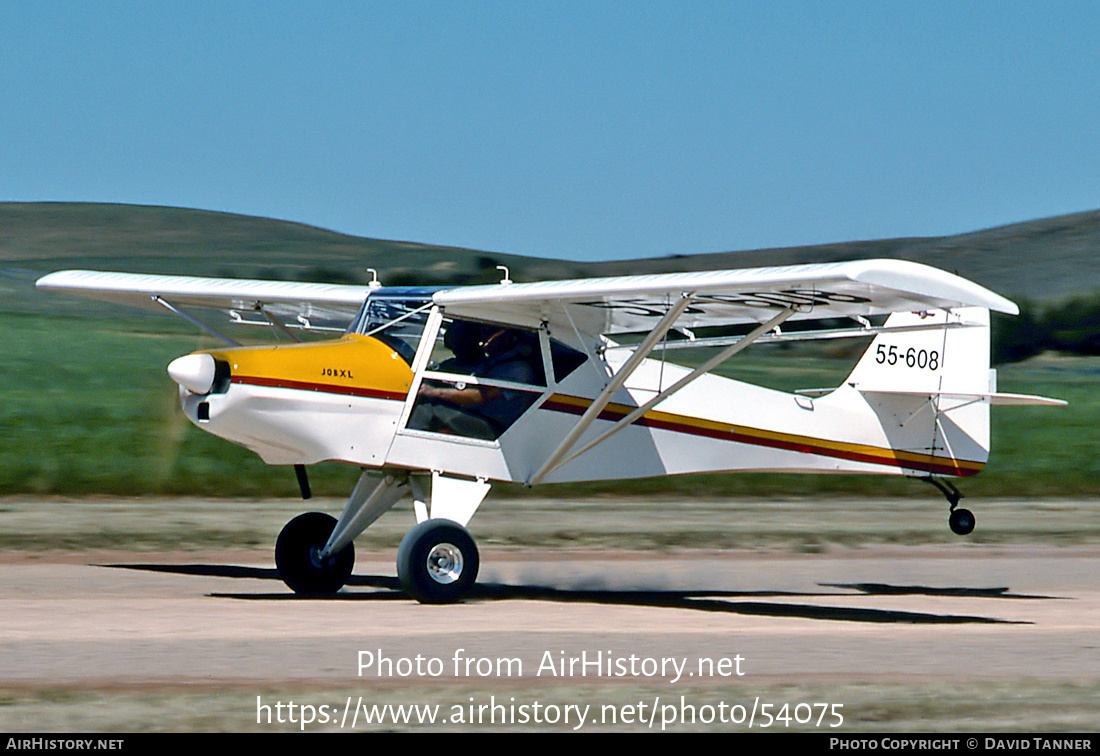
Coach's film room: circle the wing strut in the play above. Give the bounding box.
[553,307,796,473]
[152,296,240,347]
[528,293,696,485]
[255,303,302,342]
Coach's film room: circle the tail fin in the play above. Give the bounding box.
[846,307,991,396]
[845,307,993,476]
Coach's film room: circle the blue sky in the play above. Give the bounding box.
[2,2,1098,261]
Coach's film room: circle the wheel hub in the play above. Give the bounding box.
[426,542,463,584]
[308,546,330,570]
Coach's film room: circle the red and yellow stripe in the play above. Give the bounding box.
[542,394,984,477]
[196,335,983,478]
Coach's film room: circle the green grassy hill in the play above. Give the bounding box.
[5,202,1100,305]
[0,202,549,288]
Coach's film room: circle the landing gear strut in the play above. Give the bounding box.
[923,477,976,536]
[274,470,487,602]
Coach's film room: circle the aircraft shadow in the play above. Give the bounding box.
[820,582,1054,600]
[101,562,1048,625]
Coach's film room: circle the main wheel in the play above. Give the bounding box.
[949,508,976,536]
[397,519,479,604]
[275,512,355,595]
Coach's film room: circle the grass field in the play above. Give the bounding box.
[2,311,1096,499]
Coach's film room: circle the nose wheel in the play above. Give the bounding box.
[397,519,479,604]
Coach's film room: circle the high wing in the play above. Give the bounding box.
[432,259,1019,334]
[35,269,374,334]
[37,259,1018,340]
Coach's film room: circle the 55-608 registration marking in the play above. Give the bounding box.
[875,344,941,370]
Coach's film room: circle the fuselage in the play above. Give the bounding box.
[172,319,988,484]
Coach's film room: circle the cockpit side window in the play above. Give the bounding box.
[429,320,546,386]
[549,338,586,384]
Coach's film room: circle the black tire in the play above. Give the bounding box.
[949,508,976,536]
[397,520,479,604]
[275,512,355,595]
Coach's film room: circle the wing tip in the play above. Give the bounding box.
[35,269,83,291]
[849,259,1020,315]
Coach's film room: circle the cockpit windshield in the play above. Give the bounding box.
[347,288,588,394]
[346,288,439,364]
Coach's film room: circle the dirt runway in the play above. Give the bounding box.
[3,543,1097,681]
[2,540,1098,731]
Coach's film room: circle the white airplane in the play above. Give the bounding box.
[37,260,1065,603]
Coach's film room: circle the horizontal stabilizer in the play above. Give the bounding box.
[858,388,1067,407]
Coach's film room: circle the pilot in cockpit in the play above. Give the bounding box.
[409,322,539,439]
